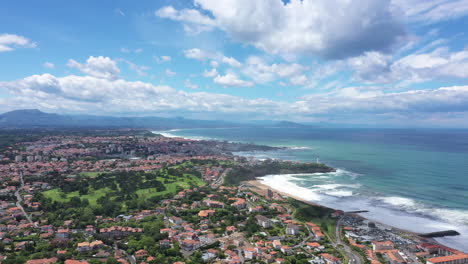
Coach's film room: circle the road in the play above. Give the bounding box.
[14,171,37,227]
[334,217,363,264]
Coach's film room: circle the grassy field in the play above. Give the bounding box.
[43,187,111,206]
[78,171,101,178]
[136,174,205,198]
[43,172,205,206]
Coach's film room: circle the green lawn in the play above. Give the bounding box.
[43,187,111,206]
[43,172,205,206]
[136,174,205,198]
[78,171,101,178]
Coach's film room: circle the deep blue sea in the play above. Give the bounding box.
[155,127,468,251]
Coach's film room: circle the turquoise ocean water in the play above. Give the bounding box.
[156,127,468,251]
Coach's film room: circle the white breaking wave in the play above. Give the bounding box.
[258,174,323,201]
[378,196,418,208]
[152,130,211,141]
[288,146,312,150]
[259,172,468,251]
[377,196,468,225]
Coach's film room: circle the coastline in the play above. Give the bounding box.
[153,129,465,252]
[246,178,442,248]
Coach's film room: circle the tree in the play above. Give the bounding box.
[106,258,120,264]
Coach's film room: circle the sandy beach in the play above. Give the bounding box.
[245,179,438,246]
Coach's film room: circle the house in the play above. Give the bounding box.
[198,209,216,218]
[26,258,58,264]
[169,216,184,225]
[372,241,394,251]
[77,240,104,252]
[203,200,225,208]
[64,260,89,264]
[202,249,218,261]
[181,239,201,251]
[273,240,282,249]
[232,198,247,209]
[99,226,143,239]
[249,205,264,213]
[281,246,293,255]
[244,248,256,260]
[135,249,149,258]
[160,239,171,249]
[286,224,300,235]
[385,251,407,264]
[307,242,321,250]
[56,228,70,239]
[427,255,468,264]
[321,253,341,264]
[255,215,272,228]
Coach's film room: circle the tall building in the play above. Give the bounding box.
[267,189,273,199]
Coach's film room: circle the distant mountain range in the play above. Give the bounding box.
[0,109,308,129]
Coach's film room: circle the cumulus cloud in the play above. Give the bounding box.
[348,47,468,84]
[348,52,394,83]
[2,73,468,126]
[67,56,120,80]
[203,68,218,77]
[221,56,241,67]
[158,0,406,59]
[243,56,308,85]
[155,5,215,33]
[0,34,36,52]
[299,85,468,115]
[183,48,242,67]
[213,73,254,87]
[0,74,282,117]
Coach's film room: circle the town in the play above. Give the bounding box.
[0,129,466,264]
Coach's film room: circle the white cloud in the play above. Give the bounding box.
[221,56,242,67]
[155,55,172,63]
[120,59,150,77]
[210,60,219,68]
[43,62,55,69]
[165,69,177,77]
[348,47,468,84]
[214,73,254,87]
[348,52,393,83]
[184,79,199,89]
[0,34,36,52]
[3,73,468,126]
[0,74,282,117]
[184,48,243,67]
[120,48,143,54]
[159,0,405,59]
[155,5,215,33]
[67,56,120,80]
[184,48,210,60]
[289,75,309,86]
[243,56,308,84]
[203,68,218,77]
[392,0,468,24]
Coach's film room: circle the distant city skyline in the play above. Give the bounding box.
[1,0,468,127]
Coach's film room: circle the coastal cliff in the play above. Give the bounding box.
[224,159,335,185]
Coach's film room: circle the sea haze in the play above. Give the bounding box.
[158,127,468,251]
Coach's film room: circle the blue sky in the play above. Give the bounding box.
[1,0,468,127]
